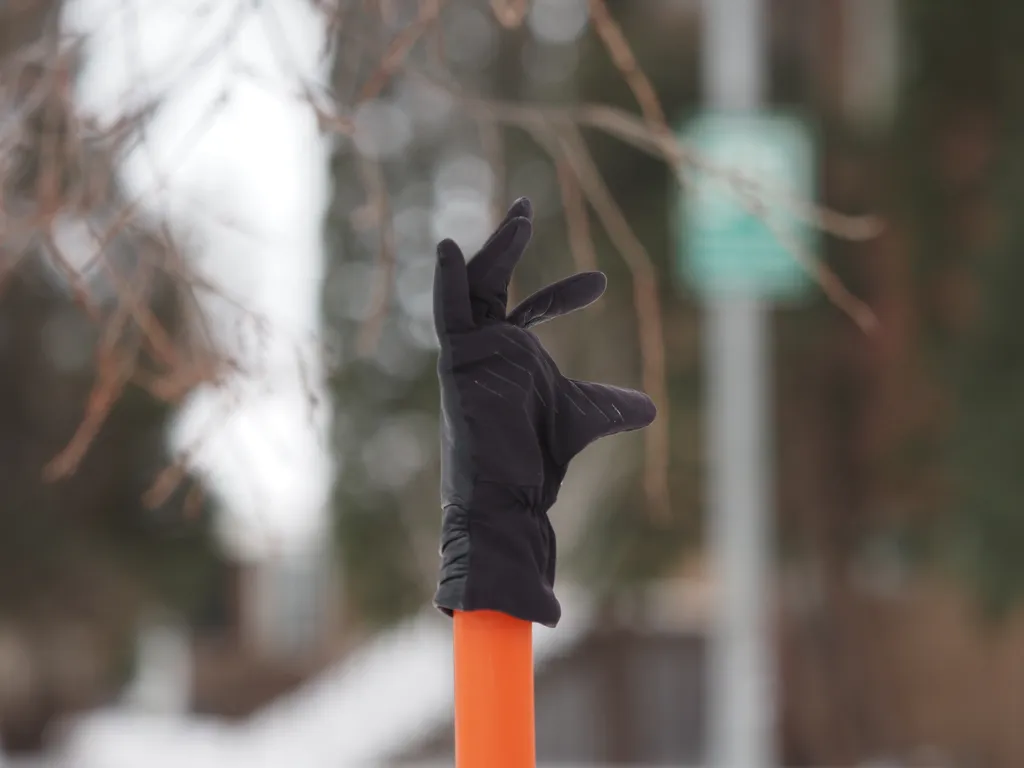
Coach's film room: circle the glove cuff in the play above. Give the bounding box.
[433,484,561,627]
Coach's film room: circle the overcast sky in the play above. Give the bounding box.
[64,0,334,559]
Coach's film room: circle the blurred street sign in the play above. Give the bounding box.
[678,112,816,300]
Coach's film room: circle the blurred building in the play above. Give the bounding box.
[190,543,343,719]
[397,579,709,766]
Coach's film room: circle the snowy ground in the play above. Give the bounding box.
[49,587,595,768]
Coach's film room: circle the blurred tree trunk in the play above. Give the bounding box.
[777,0,1024,765]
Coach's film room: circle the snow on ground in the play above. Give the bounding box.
[54,588,596,768]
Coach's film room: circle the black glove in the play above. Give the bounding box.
[431,197,657,627]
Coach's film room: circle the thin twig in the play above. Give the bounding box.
[42,279,142,481]
[588,0,670,138]
[477,114,514,302]
[354,154,396,356]
[534,122,602,307]
[554,156,600,277]
[552,124,673,522]
[414,73,882,242]
[490,0,530,29]
[358,0,445,102]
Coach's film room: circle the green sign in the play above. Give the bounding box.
[677,112,816,299]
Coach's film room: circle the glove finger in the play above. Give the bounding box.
[466,216,533,320]
[433,239,475,336]
[477,197,533,258]
[551,378,656,465]
[507,272,606,329]
[467,198,533,287]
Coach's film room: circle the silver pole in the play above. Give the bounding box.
[701,1,775,767]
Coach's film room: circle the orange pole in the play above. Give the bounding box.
[453,610,536,768]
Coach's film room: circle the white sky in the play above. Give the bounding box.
[63,0,334,559]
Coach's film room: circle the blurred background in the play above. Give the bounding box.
[1,0,1023,766]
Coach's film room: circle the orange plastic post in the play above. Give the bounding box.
[453,610,536,768]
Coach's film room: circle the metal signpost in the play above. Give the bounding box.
[679,2,817,767]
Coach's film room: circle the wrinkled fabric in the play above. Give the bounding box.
[432,197,656,627]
